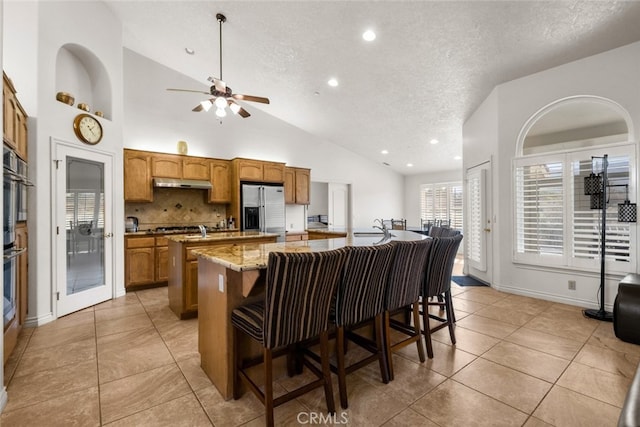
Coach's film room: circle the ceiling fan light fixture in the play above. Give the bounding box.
[200,100,213,112]
[214,96,227,109]
[215,107,227,118]
[229,102,241,114]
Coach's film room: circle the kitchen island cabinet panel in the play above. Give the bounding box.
[167,232,278,319]
[124,150,153,202]
[155,246,169,282]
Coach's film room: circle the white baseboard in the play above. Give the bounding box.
[493,282,612,311]
[24,312,55,328]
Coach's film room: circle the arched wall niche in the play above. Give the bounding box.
[55,43,112,119]
[516,96,633,156]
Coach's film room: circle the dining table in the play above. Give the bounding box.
[193,229,429,400]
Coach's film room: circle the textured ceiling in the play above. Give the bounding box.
[105,1,640,175]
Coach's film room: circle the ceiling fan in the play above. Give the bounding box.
[167,13,269,119]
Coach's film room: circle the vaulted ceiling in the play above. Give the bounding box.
[105,1,640,175]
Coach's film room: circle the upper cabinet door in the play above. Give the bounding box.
[263,162,285,183]
[209,159,231,203]
[234,158,264,181]
[284,168,295,204]
[152,153,182,178]
[295,168,310,205]
[183,157,210,180]
[124,150,153,202]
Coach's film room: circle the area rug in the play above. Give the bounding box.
[452,275,488,287]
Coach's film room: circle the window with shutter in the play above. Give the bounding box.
[513,144,635,273]
[420,182,463,231]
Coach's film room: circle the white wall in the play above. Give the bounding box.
[464,41,640,309]
[123,49,404,228]
[404,170,462,227]
[4,1,125,326]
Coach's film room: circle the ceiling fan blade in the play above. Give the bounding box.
[237,107,251,118]
[167,88,210,95]
[232,94,270,104]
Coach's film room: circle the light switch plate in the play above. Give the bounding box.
[218,274,224,292]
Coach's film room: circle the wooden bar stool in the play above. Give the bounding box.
[231,249,347,427]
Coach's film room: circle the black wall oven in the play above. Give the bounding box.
[3,146,27,329]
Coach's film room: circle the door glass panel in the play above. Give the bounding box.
[66,156,105,295]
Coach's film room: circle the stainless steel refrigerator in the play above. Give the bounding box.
[241,183,286,242]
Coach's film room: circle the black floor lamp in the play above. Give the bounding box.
[583,154,637,321]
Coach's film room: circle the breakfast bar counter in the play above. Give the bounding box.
[193,230,427,399]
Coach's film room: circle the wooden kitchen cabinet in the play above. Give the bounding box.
[16,223,28,325]
[168,234,277,319]
[183,157,210,180]
[284,167,310,205]
[152,153,182,178]
[3,71,28,160]
[155,236,169,282]
[232,158,285,183]
[125,235,170,289]
[208,159,231,203]
[233,158,264,181]
[263,161,286,183]
[124,149,153,202]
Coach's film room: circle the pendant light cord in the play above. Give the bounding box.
[219,16,223,81]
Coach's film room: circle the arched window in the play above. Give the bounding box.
[513,96,636,274]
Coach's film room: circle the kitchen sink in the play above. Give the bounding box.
[353,232,396,237]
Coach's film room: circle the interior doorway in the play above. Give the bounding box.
[54,141,114,316]
[465,160,492,284]
[308,181,351,229]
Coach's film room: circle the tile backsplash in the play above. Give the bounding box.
[125,188,228,231]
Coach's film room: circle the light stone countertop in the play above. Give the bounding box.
[193,230,428,272]
[165,231,279,243]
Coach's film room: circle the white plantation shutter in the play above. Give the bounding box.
[467,169,485,270]
[449,185,464,230]
[514,144,636,273]
[514,158,564,265]
[571,152,631,270]
[420,182,463,232]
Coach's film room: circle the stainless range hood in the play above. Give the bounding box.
[153,177,212,190]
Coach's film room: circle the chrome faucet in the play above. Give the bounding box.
[198,224,207,238]
[372,219,391,239]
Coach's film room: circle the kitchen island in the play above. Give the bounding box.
[194,230,428,399]
[166,231,278,319]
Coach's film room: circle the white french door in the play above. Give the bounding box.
[54,142,114,316]
[466,161,492,283]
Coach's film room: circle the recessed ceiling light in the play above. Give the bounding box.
[430,139,439,145]
[362,30,376,41]
[327,78,339,87]
[407,163,413,167]
[185,47,195,55]
[454,156,462,160]
[381,149,389,154]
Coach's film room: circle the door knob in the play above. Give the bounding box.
[483,228,491,232]
[103,232,113,238]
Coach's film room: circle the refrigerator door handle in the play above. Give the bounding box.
[259,186,266,233]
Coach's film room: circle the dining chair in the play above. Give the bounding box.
[231,249,347,427]
[428,226,460,238]
[332,243,396,408]
[390,218,407,230]
[384,238,433,380]
[421,234,463,358]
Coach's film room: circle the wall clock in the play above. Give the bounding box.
[73,113,103,145]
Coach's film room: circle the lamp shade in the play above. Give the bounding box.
[584,173,603,195]
[618,200,637,223]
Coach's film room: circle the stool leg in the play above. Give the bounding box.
[320,331,336,414]
[264,348,274,427]
[336,326,348,409]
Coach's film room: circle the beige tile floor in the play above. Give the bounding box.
[2,272,638,426]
